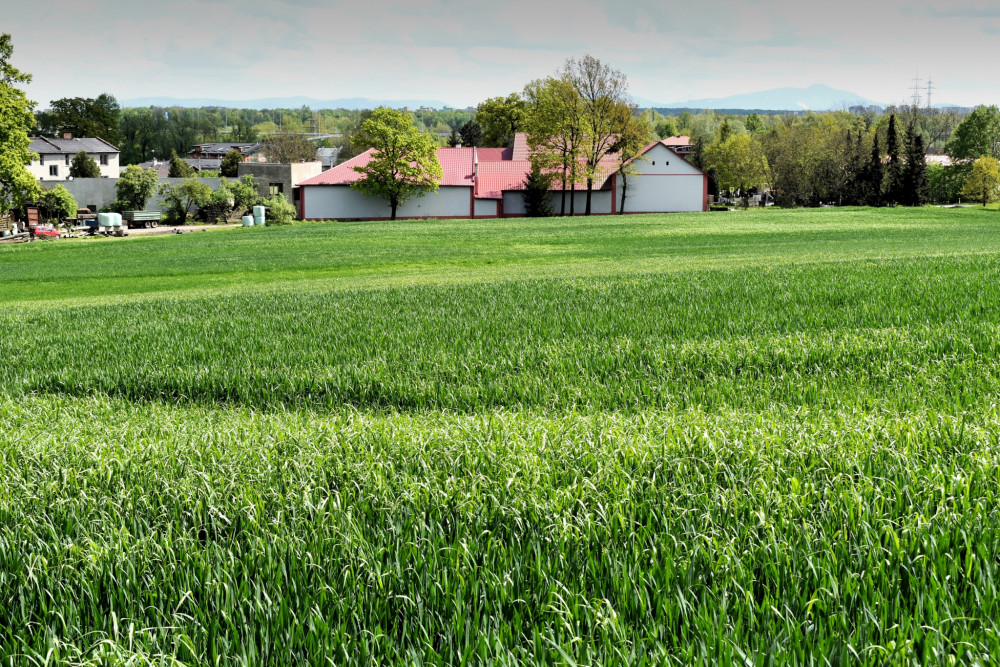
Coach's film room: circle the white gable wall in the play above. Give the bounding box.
[617,145,706,213]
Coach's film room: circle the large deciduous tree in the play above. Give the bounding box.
[115,165,159,211]
[705,132,770,208]
[565,55,636,215]
[35,93,120,143]
[946,105,1000,162]
[263,133,316,163]
[960,156,1000,207]
[0,33,40,215]
[523,75,584,216]
[350,108,442,220]
[475,94,527,148]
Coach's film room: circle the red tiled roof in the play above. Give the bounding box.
[475,147,513,162]
[301,142,636,196]
[476,160,533,199]
[299,147,476,187]
[475,159,618,199]
[299,150,374,185]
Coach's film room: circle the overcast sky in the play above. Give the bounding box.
[6,0,1000,109]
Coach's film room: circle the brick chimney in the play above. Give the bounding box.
[63,133,73,139]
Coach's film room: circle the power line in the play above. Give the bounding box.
[911,73,923,109]
[926,77,935,110]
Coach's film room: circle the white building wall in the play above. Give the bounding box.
[474,198,499,217]
[304,185,472,219]
[502,190,611,216]
[616,145,705,213]
[98,153,119,179]
[29,152,119,182]
[617,175,705,213]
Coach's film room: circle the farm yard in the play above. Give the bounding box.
[1,207,1000,664]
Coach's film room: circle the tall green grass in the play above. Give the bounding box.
[1,255,998,414]
[1,208,999,664]
[3,399,998,665]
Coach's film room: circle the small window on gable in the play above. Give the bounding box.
[100,154,108,166]
[666,161,670,166]
[652,160,656,165]
[49,165,58,176]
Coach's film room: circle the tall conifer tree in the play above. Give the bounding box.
[884,115,903,206]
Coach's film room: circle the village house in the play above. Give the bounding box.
[298,133,707,220]
[28,136,120,181]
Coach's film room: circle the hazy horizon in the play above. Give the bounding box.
[7,0,1000,109]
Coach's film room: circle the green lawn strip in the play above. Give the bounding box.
[2,207,999,305]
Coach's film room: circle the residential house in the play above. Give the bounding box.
[28,136,120,181]
[299,133,707,220]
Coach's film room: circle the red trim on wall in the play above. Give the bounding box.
[470,188,475,217]
[299,186,306,220]
[703,175,708,212]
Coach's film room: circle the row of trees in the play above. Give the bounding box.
[683,103,1000,208]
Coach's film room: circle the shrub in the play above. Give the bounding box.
[262,192,296,225]
[159,178,212,225]
[230,175,262,214]
[116,165,158,211]
[220,150,243,178]
[521,162,554,217]
[168,150,195,178]
[37,185,77,222]
[198,180,236,223]
[68,151,101,179]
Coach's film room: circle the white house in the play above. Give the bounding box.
[298,133,707,220]
[28,136,120,181]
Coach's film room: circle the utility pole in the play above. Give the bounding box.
[911,74,923,109]
[926,78,935,110]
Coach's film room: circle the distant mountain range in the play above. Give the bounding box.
[119,96,457,110]
[120,88,970,114]
[655,84,882,111]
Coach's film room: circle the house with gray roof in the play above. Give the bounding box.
[28,136,120,181]
[189,142,264,161]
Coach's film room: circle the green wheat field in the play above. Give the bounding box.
[1,207,999,665]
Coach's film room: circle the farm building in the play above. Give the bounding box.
[299,133,708,220]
